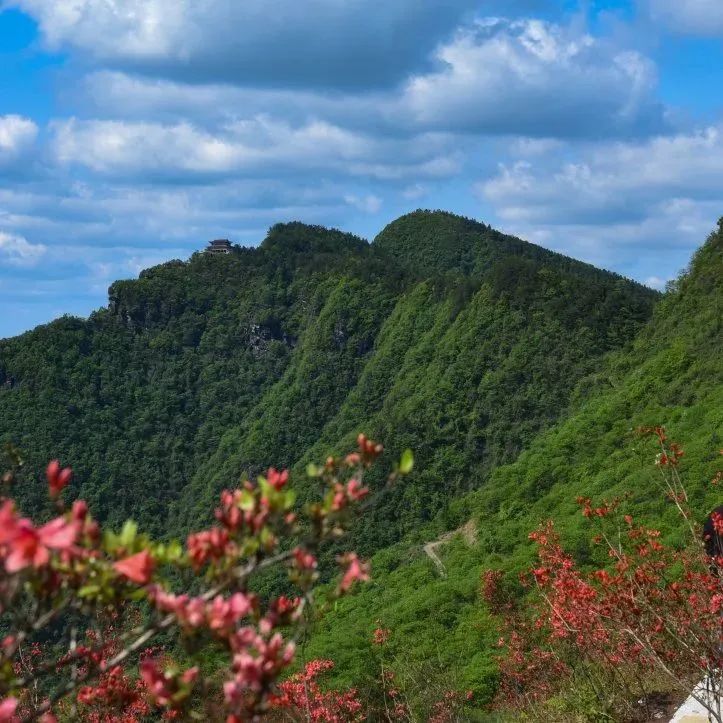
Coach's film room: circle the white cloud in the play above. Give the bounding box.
[79,17,666,144]
[10,0,478,89]
[476,125,723,278]
[344,194,382,214]
[0,181,350,249]
[7,0,192,60]
[0,115,38,165]
[644,275,669,290]
[480,125,723,225]
[648,0,723,35]
[402,184,428,200]
[50,116,458,181]
[398,18,665,137]
[0,231,46,266]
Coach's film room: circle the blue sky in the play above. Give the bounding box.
[1,0,722,338]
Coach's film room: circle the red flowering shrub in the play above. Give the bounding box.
[271,659,364,721]
[0,435,408,722]
[489,429,723,721]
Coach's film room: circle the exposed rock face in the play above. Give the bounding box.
[332,321,347,349]
[246,322,295,357]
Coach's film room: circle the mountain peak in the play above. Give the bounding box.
[374,209,637,287]
[260,221,368,256]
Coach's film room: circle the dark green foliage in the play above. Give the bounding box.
[0,212,656,546]
[3,211,719,715]
[303,221,722,705]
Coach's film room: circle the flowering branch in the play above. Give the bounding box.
[0,434,409,722]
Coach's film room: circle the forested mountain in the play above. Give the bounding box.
[1,211,721,717]
[303,220,722,708]
[0,212,655,552]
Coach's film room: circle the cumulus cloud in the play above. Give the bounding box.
[476,125,723,277]
[0,115,38,166]
[398,18,665,138]
[50,116,459,182]
[647,0,723,36]
[344,194,382,214]
[0,179,357,251]
[0,231,46,266]
[480,125,723,225]
[81,17,666,143]
[10,0,479,89]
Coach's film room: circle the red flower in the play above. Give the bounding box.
[292,547,317,571]
[207,593,254,635]
[338,553,370,592]
[0,501,18,544]
[0,698,17,722]
[266,468,289,491]
[346,478,369,502]
[46,460,73,497]
[4,516,78,573]
[113,550,155,585]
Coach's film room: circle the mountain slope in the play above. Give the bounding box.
[301,220,722,706]
[169,211,657,550]
[0,211,656,552]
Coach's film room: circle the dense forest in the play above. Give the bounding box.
[0,211,656,545]
[2,210,720,718]
[303,219,722,713]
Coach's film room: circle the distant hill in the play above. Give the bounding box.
[0,211,657,550]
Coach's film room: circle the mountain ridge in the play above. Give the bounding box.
[301,220,722,703]
[3,210,718,716]
[0,211,658,549]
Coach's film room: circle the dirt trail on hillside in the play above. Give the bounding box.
[423,520,477,578]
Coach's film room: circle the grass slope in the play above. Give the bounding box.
[302,222,722,710]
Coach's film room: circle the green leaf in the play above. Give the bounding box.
[103,530,119,551]
[78,584,101,598]
[166,539,183,560]
[119,520,138,547]
[238,489,255,511]
[399,449,414,475]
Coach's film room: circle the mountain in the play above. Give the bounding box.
[0,212,656,554]
[3,210,720,716]
[301,220,722,705]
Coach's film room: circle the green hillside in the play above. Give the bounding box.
[0,212,655,553]
[301,221,722,711]
[172,212,657,554]
[5,210,702,718]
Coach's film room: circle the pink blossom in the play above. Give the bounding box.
[207,593,254,635]
[139,660,173,706]
[0,697,17,722]
[4,517,78,573]
[46,460,72,497]
[187,527,230,568]
[339,553,370,592]
[346,478,369,501]
[0,501,18,545]
[113,549,154,585]
[292,547,317,571]
[267,468,289,491]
